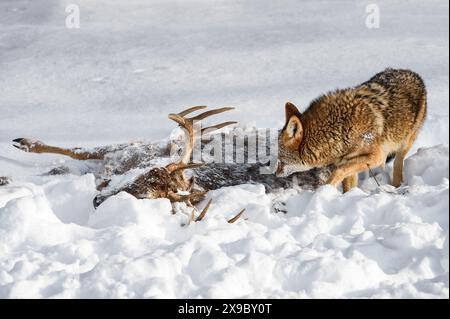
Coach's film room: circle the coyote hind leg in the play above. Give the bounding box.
[392,95,427,188]
[392,132,417,188]
[12,138,105,160]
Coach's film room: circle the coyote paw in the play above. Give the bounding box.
[12,138,43,153]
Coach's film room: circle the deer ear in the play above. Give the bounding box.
[285,102,301,122]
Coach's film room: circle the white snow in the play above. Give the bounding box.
[0,0,448,298]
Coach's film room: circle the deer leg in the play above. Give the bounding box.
[0,176,11,186]
[12,138,105,160]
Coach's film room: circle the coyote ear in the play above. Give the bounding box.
[285,102,301,122]
[286,116,303,139]
[283,115,303,149]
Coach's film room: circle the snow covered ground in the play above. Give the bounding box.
[0,0,448,298]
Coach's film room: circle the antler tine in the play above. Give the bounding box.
[169,106,235,128]
[227,208,246,224]
[201,121,238,135]
[168,190,208,203]
[168,113,188,127]
[187,207,196,226]
[178,105,208,117]
[195,199,212,222]
[190,107,235,122]
[168,162,204,173]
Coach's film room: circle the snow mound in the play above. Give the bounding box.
[405,144,449,186]
[0,146,447,298]
[89,192,172,229]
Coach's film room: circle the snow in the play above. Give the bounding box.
[0,0,448,298]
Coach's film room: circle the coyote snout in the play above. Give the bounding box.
[277,68,427,192]
[275,158,311,178]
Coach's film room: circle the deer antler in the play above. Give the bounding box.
[187,199,245,225]
[195,198,212,222]
[166,106,236,174]
[159,106,245,226]
[227,208,246,224]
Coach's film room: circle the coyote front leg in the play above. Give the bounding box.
[327,148,384,188]
[342,174,358,193]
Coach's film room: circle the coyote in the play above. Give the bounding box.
[277,68,427,192]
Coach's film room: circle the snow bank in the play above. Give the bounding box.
[405,145,449,186]
[0,146,448,298]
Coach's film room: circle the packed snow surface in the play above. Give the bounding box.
[0,0,448,298]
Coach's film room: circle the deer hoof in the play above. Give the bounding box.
[12,138,40,152]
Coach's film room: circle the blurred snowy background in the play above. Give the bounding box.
[0,0,448,145]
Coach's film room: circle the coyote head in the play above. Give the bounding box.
[276,102,311,177]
